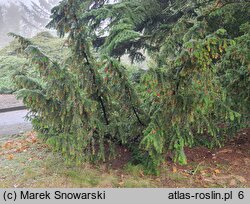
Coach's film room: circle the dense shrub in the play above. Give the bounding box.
[12,0,249,173]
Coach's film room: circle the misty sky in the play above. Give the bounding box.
[0,0,40,7]
[0,0,53,48]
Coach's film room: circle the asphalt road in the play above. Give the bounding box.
[0,110,32,137]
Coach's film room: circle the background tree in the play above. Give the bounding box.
[0,0,59,47]
[3,3,21,32]
[20,0,60,36]
[0,6,5,47]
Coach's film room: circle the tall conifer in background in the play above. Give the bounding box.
[20,0,60,36]
[0,6,5,47]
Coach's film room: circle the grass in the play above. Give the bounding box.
[0,132,249,188]
[0,133,158,188]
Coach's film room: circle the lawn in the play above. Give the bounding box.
[0,131,249,188]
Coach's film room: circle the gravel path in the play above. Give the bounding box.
[0,110,32,136]
[0,95,32,136]
[0,94,24,109]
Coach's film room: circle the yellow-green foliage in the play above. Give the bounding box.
[0,32,68,93]
[0,56,27,93]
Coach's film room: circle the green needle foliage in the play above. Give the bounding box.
[12,0,249,174]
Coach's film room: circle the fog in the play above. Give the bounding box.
[0,0,59,48]
[0,0,40,7]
